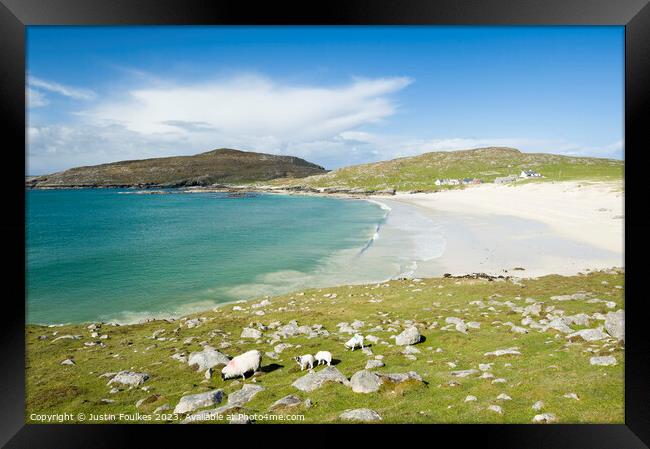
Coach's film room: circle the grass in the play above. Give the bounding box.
[265,147,623,192]
[26,270,624,424]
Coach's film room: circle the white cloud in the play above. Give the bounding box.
[28,76,96,100]
[80,75,412,142]
[26,87,48,108]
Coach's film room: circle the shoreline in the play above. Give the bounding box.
[27,180,624,326]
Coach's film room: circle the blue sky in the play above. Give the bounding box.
[27,26,624,174]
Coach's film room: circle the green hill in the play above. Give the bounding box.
[27,148,327,188]
[268,147,623,192]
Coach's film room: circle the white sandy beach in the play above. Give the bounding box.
[374,181,624,278]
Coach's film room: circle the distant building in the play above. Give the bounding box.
[520,170,542,178]
[494,175,519,184]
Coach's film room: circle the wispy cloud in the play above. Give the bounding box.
[28,76,96,100]
[80,74,412,141]
[26,87,48,108]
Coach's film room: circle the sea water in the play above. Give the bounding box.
[26,189,444,324]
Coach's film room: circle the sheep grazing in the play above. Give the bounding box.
[315,351,332,366]
[344,334,364,351]
[221,350,262,380]
[294,354,316,371]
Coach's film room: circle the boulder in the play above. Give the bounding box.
[228,384,264,406]
[395,326,421,346]
[532,413,557,423]
[269,395,302,410]
[188,347,230,372]
[566,327,609,342]
[377,371,423,383]
[240,327,263,339]
[339,408,382,422]
[292,366,350,392]
[174,389,225,414]
[365,359,385,370]
[350,370,382,393]
[604,310,624,342]
[107,371,149,387]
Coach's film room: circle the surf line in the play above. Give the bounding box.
[358,199,392,256]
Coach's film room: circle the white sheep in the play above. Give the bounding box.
[344,334,364,351]
[294,354,315,371]
[221,350,262,380]
[314,350,332,366]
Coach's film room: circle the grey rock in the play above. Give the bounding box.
[451,369,478,378]
[365,359,385,370]
[590,356,617,366]
[188,347,230,372]
[153,404,171,413]
[532,401,544,411]
[532,413,557,423]
[228,384,264,406]
[377,371,423,383]
[107,371,149,387]
[350,370,382,393]
[292,366,350,392]
[484,347,521,357]
[270,394,303,410]
[395,326,421,346]
[174,389,225,414]
[339,408,382,422]
[566,327,609,342]
[240,327,263,339]
[60,358,75,366]
[604,310,625,342]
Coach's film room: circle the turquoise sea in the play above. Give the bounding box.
[26,189,389,324]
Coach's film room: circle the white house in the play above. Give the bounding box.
[520,170,542,178]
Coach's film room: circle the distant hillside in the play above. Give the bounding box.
[27,149,327,188]
[267,147,623,192]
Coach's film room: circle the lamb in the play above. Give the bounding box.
[221,350,262,380]
[344,334,364,351]
[314,351,332,366]
[294,354,316,371]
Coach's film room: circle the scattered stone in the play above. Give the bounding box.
[361,347,373,356]
[465,395,477,402]
[60,358,75,366]
[488,405,503,414]
[107,371,149,387]
[402,345,420,355]
[395,326,421,346]
[154,404,171,413]
[52,335,81,342]
[365,359,385,370]
[590,356,617,366]
[228,384,264,406]
[566,328,608,342]
[496,393,512,401]
[174,389,225,414]
[292,366,350,392]
[339,408,382,422]
[274,343,293,353]
[484,347,521,357]
[451,369,478,378]
[270,395,302,410]
[240,327,263,339]
[532,413,557,423]
[563,392,580,400]
[604,310,625,342]
[350,370,382,393]
[187,347,230,372]
[532,401,544,411]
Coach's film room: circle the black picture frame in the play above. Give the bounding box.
[2,0,649,447]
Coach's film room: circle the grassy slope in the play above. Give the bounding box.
[266,147,623,192]
[26,270,624,424]
[29,149,326,188]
